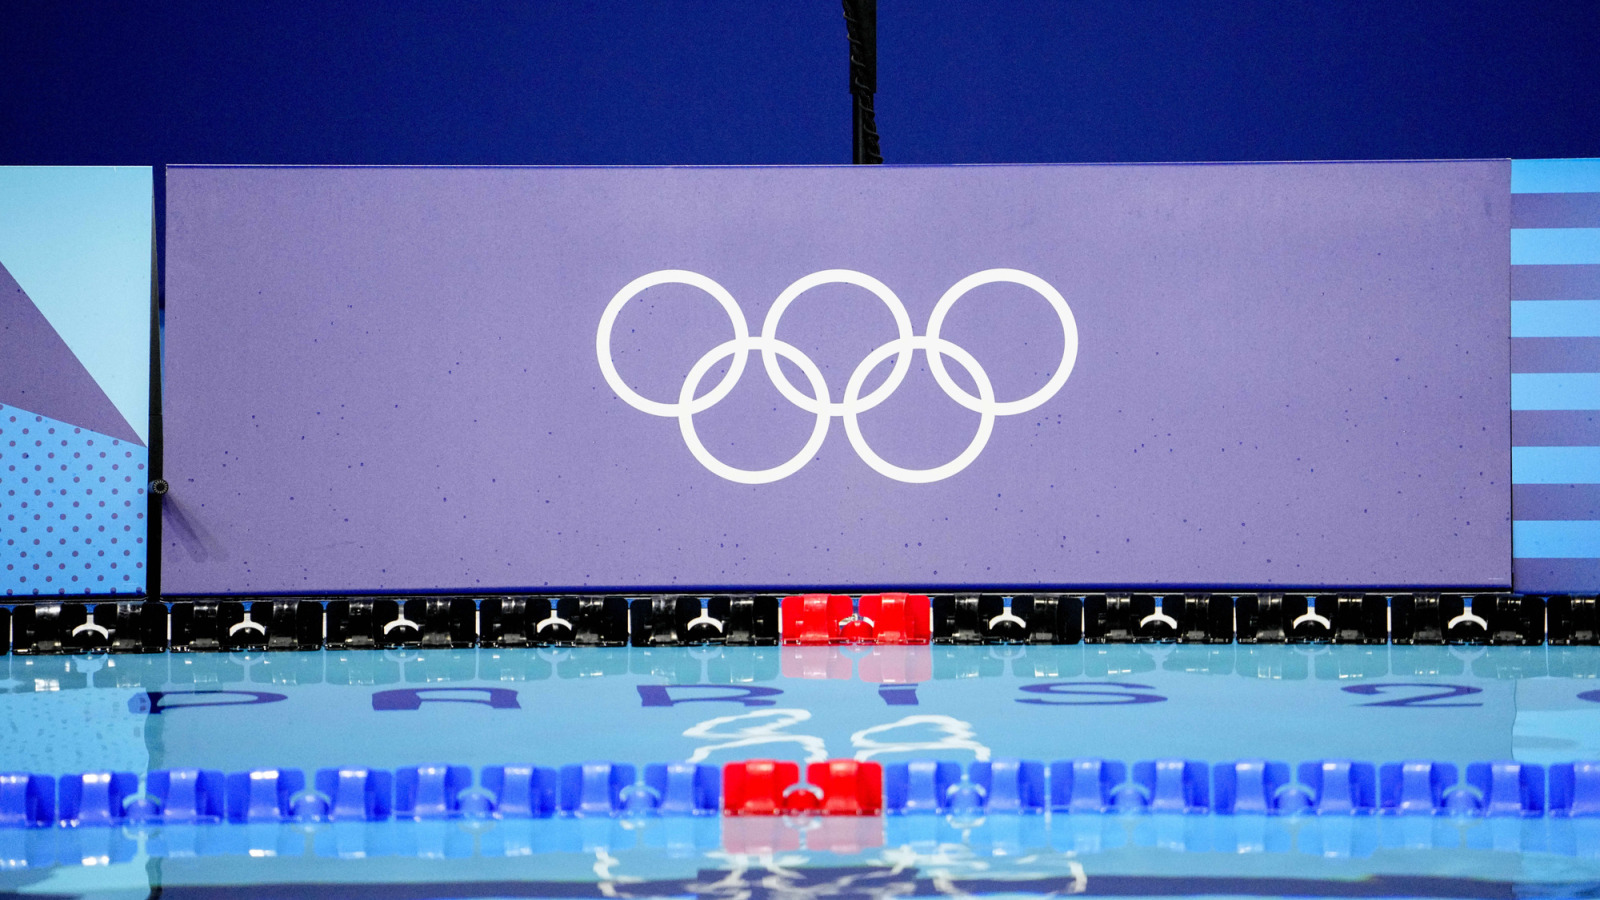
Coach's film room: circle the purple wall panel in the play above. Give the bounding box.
[161,163,1510,593]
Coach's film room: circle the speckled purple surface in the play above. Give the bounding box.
[161,163,1510,593]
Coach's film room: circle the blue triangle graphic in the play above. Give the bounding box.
[0,259,141,444]
[0,167,151,444]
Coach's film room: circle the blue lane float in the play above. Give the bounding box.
[0,772,53,828]
[224,768,303,822]
[5,758,1600,829]
[1551,761,1600,816]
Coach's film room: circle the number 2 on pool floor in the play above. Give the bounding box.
[1342,683,1484,707]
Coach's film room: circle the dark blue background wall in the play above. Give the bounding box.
[2,1,1596,167]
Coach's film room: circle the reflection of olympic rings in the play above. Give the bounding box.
[596,268,1079,485]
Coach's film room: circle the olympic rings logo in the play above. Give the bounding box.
[596,269,1079,485]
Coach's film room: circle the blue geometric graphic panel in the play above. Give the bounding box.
[0,167,152,444]
[0,401,147,595]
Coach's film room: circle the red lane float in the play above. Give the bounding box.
[780,593,931,645]
[780,595,853,645]
[858,593,931,644]
[722,760,884,816]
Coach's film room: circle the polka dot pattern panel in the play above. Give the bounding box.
[0,402,147,595]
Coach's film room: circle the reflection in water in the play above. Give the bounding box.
[3,811,1599,871]
[0,644,1589,692]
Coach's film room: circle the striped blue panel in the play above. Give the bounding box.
[1515,411,1600,446]
[1513,264,1600,300]
[1511,228,1600,265]
[1513,558,1600,592]
[1511,373,1600,410]
[1512,192,1600,227]
[1510,161,1600,591]
[1512,446,1600,484]
[1511,300,1600,337]
[1511,158,1600,193]
[1511,338,1600,373]
[1512,484,1600,519]
[1512,520,1600,558]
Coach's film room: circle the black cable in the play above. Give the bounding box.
[842,0,882,164]
[146,188,166,602]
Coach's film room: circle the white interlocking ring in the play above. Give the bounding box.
[761,269,916,415]
[841,334,996,484]
[596,268,1079,484]
[927,268,1078,416]
[597,270,749,418]
[679,336,832,485]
